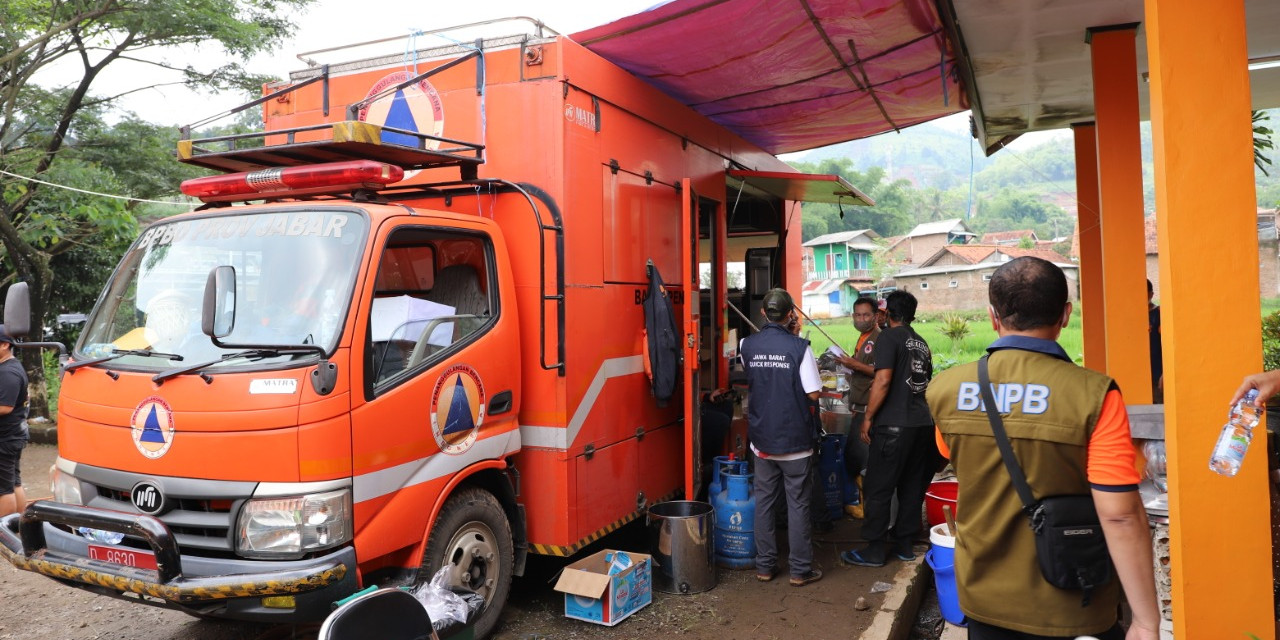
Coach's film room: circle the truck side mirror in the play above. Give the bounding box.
[3,282,31,338]
[202,266,237,339]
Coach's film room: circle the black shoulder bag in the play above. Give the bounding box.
[977,355,1113,607]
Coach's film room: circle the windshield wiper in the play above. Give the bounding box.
[151,347,318,385]
[64,348,184,374]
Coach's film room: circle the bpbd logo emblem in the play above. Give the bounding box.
[131,396,175,459]
[358,72,445,149]
[430,364,485,455]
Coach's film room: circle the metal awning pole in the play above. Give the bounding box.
[793,305,845,352]
[726,300,759,333]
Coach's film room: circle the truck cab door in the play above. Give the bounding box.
[681,179,701,499]
[348,218,519,559]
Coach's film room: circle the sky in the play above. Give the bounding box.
[62,0,1051,157]
[97,1,662,126]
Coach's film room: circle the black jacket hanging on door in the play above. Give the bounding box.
[643,260,681,407]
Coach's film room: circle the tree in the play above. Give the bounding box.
[1,0,312,415]
[970,188,1072,241]
[789,158,915,239]
[1255,110,1274,177]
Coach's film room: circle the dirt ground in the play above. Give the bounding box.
[1,443,927,640]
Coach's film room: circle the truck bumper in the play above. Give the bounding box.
[0,500,359,623]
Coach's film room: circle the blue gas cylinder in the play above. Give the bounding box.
[713,469,755,569]
[817,434,850,521]
[708,455,737,501]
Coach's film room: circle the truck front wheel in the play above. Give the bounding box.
[421,487,514,639]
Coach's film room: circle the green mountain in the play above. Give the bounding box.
[790,107,1280,244]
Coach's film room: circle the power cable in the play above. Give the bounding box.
[991,138,1100,239]
[0,168,196,208]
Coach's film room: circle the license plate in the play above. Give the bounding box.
[88,544,158,570]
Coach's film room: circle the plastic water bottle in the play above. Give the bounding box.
[78,527,125,545]
[1209,389,1264,477]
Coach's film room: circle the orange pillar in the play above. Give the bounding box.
[1144,1,1272,637]
[1088,25,1152,404]
[1072,122,1106,372]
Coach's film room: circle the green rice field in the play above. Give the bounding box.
[803,298,1280,372]
[803,307,1081,371]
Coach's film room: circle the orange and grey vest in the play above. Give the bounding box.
[846,325,879,407]
[926,343,1121,636]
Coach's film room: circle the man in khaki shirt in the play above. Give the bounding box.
[833,297,879,517]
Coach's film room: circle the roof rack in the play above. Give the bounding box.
[179,43,488,179]
[177,121,484,175]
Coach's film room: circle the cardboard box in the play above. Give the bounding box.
[553,550,652,626]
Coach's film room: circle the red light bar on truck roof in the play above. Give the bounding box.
[180,160,405,203]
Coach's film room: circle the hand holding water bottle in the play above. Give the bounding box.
[1209,389,1264,477]
[1229,370,1280,407]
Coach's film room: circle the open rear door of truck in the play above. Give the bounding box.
[681,178,701,500]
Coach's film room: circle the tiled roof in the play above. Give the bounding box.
[981,229,1037,244]
[1145,215,1158,254]
[922,245,998,265]
[996,247,1074,263]
[920,244,1073,268]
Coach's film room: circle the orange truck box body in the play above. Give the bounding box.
[0,31,805,632]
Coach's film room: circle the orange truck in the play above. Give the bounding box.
[0,20,866,636]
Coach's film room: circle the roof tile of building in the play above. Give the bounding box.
[920,244,1073,268]
[932,245,999,264]
[980,229,1037,244]
[997,247,1074,263]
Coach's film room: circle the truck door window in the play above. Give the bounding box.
[368,228,494,388]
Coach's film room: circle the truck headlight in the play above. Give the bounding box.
[50,467,82,505]
[236,489,352,558]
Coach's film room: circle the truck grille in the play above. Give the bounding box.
[74,466,256,556]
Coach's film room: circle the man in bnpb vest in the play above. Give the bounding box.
[927,257,1159,640]
[740,288,823,587]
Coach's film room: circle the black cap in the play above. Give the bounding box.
[762,288,794,322]
[0,326,13,345]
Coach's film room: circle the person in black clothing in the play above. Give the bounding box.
[1148,279,1163,403]
[840,290,936,567]
[699,387,735,498]
[0,327,29,518]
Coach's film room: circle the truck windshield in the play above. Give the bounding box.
[78,209,368,371]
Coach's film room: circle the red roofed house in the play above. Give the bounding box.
[980,229,1039,246]
[893,244,1079,311]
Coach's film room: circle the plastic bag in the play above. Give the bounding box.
[413,567,470,629]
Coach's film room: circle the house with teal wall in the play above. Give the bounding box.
[801,229,879,317]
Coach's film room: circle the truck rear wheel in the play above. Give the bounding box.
[421,487,513,639]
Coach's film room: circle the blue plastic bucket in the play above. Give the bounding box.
[926,523,965,627]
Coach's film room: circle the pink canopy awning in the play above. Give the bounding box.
[571,0,968,155]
